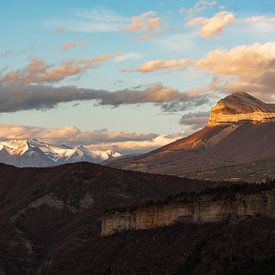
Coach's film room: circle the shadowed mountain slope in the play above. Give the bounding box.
[0,162,225,275]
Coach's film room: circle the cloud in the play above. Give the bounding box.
[0,123,182,154]
[114,52,142,62]
[0,83,209,113]
[0,48,33,58]
[127,41,275,102]
[244,15,275,24]
[243,16,275,34]
[127,11,164,40]
[180,111,209,129]
[180,0,217,19]
[60,40,91,52]
[188,11,235,38]
[244,16,267,23]
[46,9,165,40]
[55,27,65,33]
[137,59,190,73]
[196,42,275,100]
[128,11,159,31]
[46,8,128,33]
[152,33,197,52]
[87,134,182,154]
[0,56,108,84]
[0,124,156,144]
[196,42,275,79]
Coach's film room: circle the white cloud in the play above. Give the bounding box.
[180,0,217,19]
[152,33,197,52]
[45,8,128,33]
[114,52,142,62]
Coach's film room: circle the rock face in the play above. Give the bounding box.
[101,184,275,236]
[208,92,275,126]
[108,93,275,181]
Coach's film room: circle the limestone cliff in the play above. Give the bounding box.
[101,184,275,236]
[208,92,275,126]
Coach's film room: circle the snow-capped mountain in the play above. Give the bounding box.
[0,139,121,167]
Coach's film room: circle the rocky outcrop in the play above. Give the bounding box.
[208,92,275,126]
[101,184,275,236]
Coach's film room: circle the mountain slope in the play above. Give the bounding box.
[0,139,121,167]
[108,93,275,181]
[0,162,227,274]
[0,162,273,274]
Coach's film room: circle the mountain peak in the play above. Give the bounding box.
[208,92,275,126]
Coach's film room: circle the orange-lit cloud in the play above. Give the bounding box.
[0,123,182,154]
[196,42,275,79]
[188,11,235,38]
[128,11,160,30]
[61,39,91,52]
[55,27,65,33]
[196,42,275,99]
[0,124,156,144]
[0,55,108,84]
[137,59,190,73]
[147,17,161,30]
[127,11,162,39]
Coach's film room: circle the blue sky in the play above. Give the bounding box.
[0,0,274,153]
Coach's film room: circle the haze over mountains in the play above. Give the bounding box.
[108,92,275,182]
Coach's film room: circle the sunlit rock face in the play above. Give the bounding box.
[101,186,275,236]
[208,92,275,126]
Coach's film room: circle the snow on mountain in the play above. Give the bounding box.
[0,139,121,167]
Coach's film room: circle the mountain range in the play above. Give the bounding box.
[1,92,274,182]
[0,139,121,167]
[108,92,275,182]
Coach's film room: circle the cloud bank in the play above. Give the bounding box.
[134,42,275,101]
[196,42,275,99]
[0,83,209,113]
[0,123,182,154]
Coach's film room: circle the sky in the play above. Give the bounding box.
[0,0,275,154]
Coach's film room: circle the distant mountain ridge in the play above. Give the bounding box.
[0,139,121,167]
[108,93,275,182]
